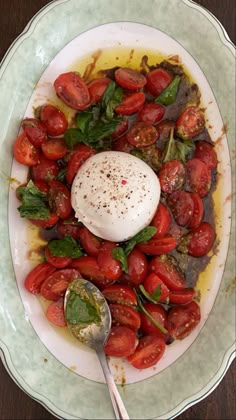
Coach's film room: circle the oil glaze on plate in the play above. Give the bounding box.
[0,1,235,419]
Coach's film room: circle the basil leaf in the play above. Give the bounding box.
[64,128,86,149]
[88,118,121,141]
[162,127,195,163]
[57,167,67,183]
[102,81,116,109]
[76,108,94,133]
[66,291,101,324]
[155,75,181,105]
[102,81,123,120]
[175,138,195,162]
[112,247,128,273]
[139,285,159,304]
[48,235,83,258]
[124,226,157,256]
[17,180,50,220]
[135,291,168,334]
[151,284,161,302]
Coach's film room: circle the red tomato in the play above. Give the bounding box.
[140,303,168,340]
[186,158,211,197]
[115,67,147,90]
[40,104,68,136]
[187,193,204,229]
[115,92,145,115]
[156,120,175,140]
[54,72,91,110]
[40,268,80,301]
[29,212,59,228]
[138,102,165,125]
[66,144,95,184]
[48,180,72,220]
[13,133,40,166]
[102,284,137,305]
[194,141,218,170]
[41,138,67,160]
[88,77,111,103]
[104,326,138,358]
[146,68,172,96]
[159,160,186,194]
[167,301,201,340]
[151,203,171,239]
[143,272,170,302]
[126,122,158,147]
[45,246,72,268]
[70,256,113,288]
[169,288,195,305]
[127,335,166,369]
[57,216,81,240]
[176,106,205,139]
[22,118,47,147]
[111,119,129,139]
[112,135,133,152]
[33,180,50,194]
[24,262,55,294]
[149,256,185,291]
[46,298,66,327]
[137,236,177,255]
[178,222,216,257]
[109,304,141,331]
[97,244,122,281]
[31,154,59,182]
[167,191,194,226]
[127,249,148,285]
[79,226,101,257]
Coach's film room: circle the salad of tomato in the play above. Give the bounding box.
[13,55,217,370]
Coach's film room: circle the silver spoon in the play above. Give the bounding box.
[64,278,130,420]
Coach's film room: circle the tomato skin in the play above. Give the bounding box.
[97,244,122,281]
[127,249,148,285]
[138,102,165,125]
[159,160,186,194]
[109,304,141,331]
[79,226,101,257]
[112,135,133,152]
[40,268,80,301]
[66,144,95,184]
[45,246,72,268]
[127,335,166,369]
[70,256,113,288]
[24,262,56,294]
[194,141,217,170]
[167,191,194,227]
[167,301,201,340]
[102,284,137,306]
[41,138,67,160]
[115,92,145,115]
[57,216,81,240]
[169,288,195,305]
[137,236,177,255]
[33,180,50,194]
[115,67,147,90]
[149,255,185,291]
[178,222,216,257]
[176,106,205,139]
[22,118,47,147]
[146,68,172,97]
[40,104,68,136]
[46,298,66,327]
[186,158,211,197]
[111,119,129,139]
[54,72,91,110]
[13,133,40,166]
[48,180,72,220]
[140,303,168,340]
[31,154,59,182]
[187,193,204,229]
[151,203,171,239]
[104,326,138,358]
[143,272,170,302]
[156,120,175,140]
[88,77,111,103]
[127,122,159,147]
[29,212,59,228]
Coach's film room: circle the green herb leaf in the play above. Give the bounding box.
[66,291,101,324]
[124,226,157,256]
[151,284,161,302]
[76,108,94,133]
[48,235,83,258]
[162,127,195,163]
[17,180,50,220]
[135,291,168,334]
[64,128,86,149]
[155,75,181,105]
[57,167,67,183]
[88,118,121,141]
[102,81,116,109]
[102,81,123,120]
[139,285,159,304]
[112,247,128,273]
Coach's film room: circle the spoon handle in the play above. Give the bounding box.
[96,347,130,420]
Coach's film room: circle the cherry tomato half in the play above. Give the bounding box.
[146,68,173,97]
[194,141,218,171]
[46,298,66,327]
[54,72,91,110]
[137,236,177,255]
[111,119,129,139]
[57,216,81,240]
[156,120,175,140]
[187,193,204,229]
[88,77,111,103]
[112,135,133,153]
[102,284,137,306]
[169,288,195,305]
[109,304,141,331]
[104,326,138,358]
[13,133,40,166]
[151,203,171,239]
[159,160,186,194]
[29,212,59,228]
[127,249,148,285]
[31,154,59,182]
[177,222,216,257]
[70,256,113,289]
[24,262,55,294]
[127,335,166,369]
[66,144,95,184]
[48,180,72,220]
[138,102,165,125]
[40,268,80,301]
[127,122,158,147]
[42,138,67,160]
[143,272,170,302]
[115,67,147,90]
[78,226,102,257]
[97,243,122,281]
[45,246,72,269]
[140,303,168,340]
[115,92,145,115]
[149,255,185,291]
[167,190,194,226]
[40,104,68,136]
[167,301,201,340]
[176,106,205,139]
[186,158,211,197]
[22,118,47,147]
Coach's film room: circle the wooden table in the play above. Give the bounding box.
[0,0,235,418]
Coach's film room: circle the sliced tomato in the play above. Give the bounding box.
[97,243,122,281]
[46,298,66,327]
[143,272,170,302]
[104,326,138,358]
[127,249,148,285]
[42,138,67,160]
[127,122,158,147]
[78,226,101,257]
[88,77,112,103]
[48,180,72,220]
[45,246,72,269]
[115,92,145,115]
[137,236,177,255]
[167,190,194,226]
[158,160,186,194]
[149,255,185,291]
[146,68,172,97]
[177,222,216,257]
[40,104,68,136]
[57,216,81,240]
[127,335,166,369]
[13,133,40,166]
[156,120,175,140]
[54,72,91,110]
[66,144,95,184]
[167,301,201,340]
[31,154,59,182]
[187,193,204,229]
[33,180,50,194]
[194,141,217,170]
[111,119,129,139]
[112,135,133,152]
[169,288,195,305]
[176,106,205,139]
[115,67,147,90]
[102,284,137,306]
[22,118,47,147]
[138,102,165,125]
[151,203,171,239]
[29,212,59,228]
[40,268,80,301]
[140,303,168,340]
[24,262,56,294]
[186,158,211,197]
[70,256,113,288]
[109,304,141,331]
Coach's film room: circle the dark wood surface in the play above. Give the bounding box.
[0,0,235,419]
